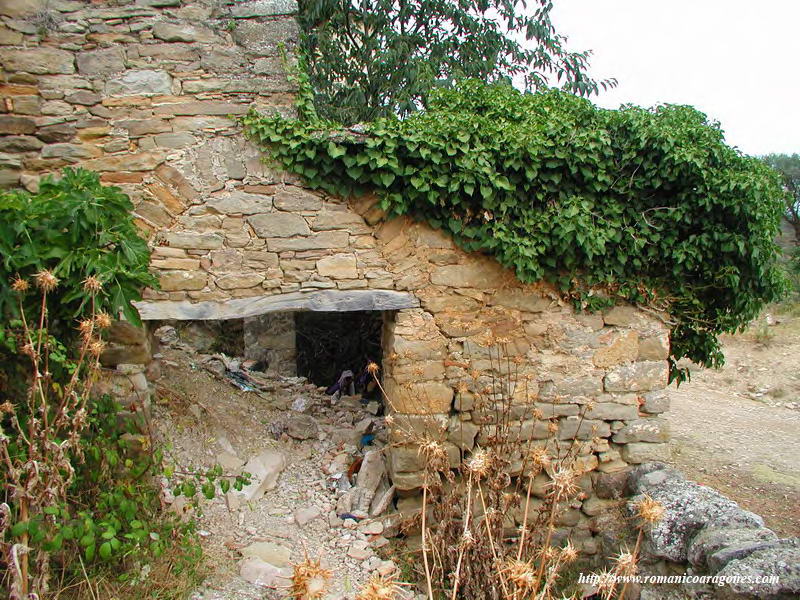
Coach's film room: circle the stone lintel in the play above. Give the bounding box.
[134,289,419,320]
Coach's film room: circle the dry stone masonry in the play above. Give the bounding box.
[1,0,674,553]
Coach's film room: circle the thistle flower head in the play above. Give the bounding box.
[34,270,58,292]
[612,550,637,575]
[356,574,402,600]
[501,559,536,592]
[10,276,29,293]
[78,319,94,340]
[88,339,106,357]
[366,361,380,375]
[82,275,102,293]
[94,311,112,329]
[466,448,491,477]
[529,446,551,469]
[635,494,665,524]
[289,556,332,600]
[547,466,579,497]
[560,542,578,563]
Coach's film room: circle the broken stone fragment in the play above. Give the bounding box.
[285,413,319,440]
[239,557,291,587]
[227,449,286,510]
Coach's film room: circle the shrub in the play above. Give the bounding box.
[0,167,156,331]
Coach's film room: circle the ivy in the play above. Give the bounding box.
[241,80,788,381]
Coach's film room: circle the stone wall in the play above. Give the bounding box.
[0,0,674,553]
[244,312,296,375]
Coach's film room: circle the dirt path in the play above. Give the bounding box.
[666,314,800,537]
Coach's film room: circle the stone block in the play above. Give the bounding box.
[165,232,224,250]
[430,262,508,288]
[383,379,453,414]
[106,70,172,96]
[1,47,75,74]
[0,115,36,135]
[154,132,195,148]
[317,254,358,279]
[604,361,668,393]
[388,414,448,444]
[152,22,217,43]
[584,402,640,421]
[216,273,265,290]
[602,305,645,327]
[390,443,459,472]
[612,418,670,443]
[638,333,670,360]
[593,330,639,368]
[447,418,480,451]
[558,417,611,440]
[621,442,670,464]
[229,0,298,18]
[641,390,670,414]
[266,231,350,252]
[489,289,552,312]
[273,188,322,211]
[0,135,43,151]
[248,212,310,238]
[206,191,272,215]
[153,101,247,116]
[159,271,208,291]
[77,47,126,76]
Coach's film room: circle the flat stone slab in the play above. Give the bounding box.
[134,289,419,320]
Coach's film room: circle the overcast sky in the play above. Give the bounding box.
[549,0,800,157]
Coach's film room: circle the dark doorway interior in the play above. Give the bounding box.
[295,310,383,391]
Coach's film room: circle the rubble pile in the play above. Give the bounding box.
[149,326,410,600]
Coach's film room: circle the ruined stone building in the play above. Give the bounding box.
[0,0,672,551]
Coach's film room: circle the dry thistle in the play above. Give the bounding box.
[366,361,380,375]
[87,339,106,357]
[501,558,536,592]
[77,319,94,340]
[33,270,58,292]
[419,439,448,471]
[635,494,665,525]
[560,542,578,563]
[82,275,102,293]
[10,276,29,293]
[465,448,491,477]
[529,446,551,470]
[356,573,403,600]
[94,311,112,329]
[547,467,579,498]
[289,556,332,600]
[612,550,638,576]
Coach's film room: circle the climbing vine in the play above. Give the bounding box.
[241,80,788,381]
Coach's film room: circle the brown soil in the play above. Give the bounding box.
[666,310,800,537]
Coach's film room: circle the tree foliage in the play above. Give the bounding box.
[0,168,156,330]
[762,153,800,245]
[298,0,616,125]
[242,81,788,380]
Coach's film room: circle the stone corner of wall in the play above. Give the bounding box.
[626,462,800,599]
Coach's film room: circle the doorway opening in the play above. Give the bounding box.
[295,310,384,398]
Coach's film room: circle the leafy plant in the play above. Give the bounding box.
[241,80,788,381]
[297,0,616,125]
[0,167,157,331]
